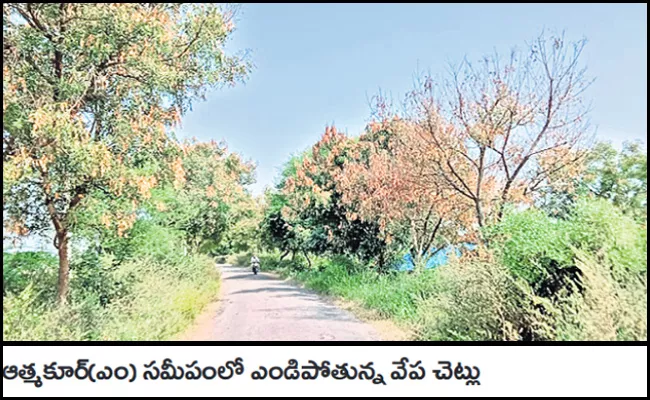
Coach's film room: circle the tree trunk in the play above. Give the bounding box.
[378,251,386,273]
[497,186,511,221]
[280,249,290,261]
[475,198,485,229]
[303,250,311,268]
[412,252,426,275]
[56,230,70,305]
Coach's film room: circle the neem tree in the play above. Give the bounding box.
[3,3,250,303]
[398,31,594,234]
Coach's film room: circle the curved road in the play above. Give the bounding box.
[183,265,381,341]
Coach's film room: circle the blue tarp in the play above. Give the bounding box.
[394,243,477,271]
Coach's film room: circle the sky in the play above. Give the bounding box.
[175,3,648,196]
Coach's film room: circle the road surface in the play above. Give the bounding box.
[182,264,382,341]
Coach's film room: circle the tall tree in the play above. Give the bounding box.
[338,119,468,271]
[3,3,250,303]
[396,31,593,236]
[166,139,256,252]
[263,128,391,269]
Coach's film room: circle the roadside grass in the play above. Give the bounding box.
[4,248,220,341]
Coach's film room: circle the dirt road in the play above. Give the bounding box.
[182,264,382,341]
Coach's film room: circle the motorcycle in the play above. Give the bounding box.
[251,260,260,275]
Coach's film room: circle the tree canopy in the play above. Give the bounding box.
[3,3,251,303]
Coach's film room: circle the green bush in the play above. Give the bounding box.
[95,254,220,341]
[411,248,647,342]
[128,221,188,266]
[230,252,252,266]
[414,255,550,341]
[69,221,193,307]
[214,255,228,264]
[551,250,647,341]
[567,199,647,278]
[3,252,220,341]
[486,198,646,291]
[3,219,220,341]
[3,285,104,341]
[70,251,134,307]
[484,208,574,286]
[3,252,58,302]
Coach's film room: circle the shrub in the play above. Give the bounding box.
[70,251,134,307]
[484,208,574,286]
[567,199,647,278]
[226,252,252,266]
[414,254,552,341]
[552,250,647,341]
[3,252,220,341]
[95,254,220,341]
[3,218,220,341]
[127,221,188,266]
[486,198,646,297]
[3,284,104,341]
[3,252,58,302]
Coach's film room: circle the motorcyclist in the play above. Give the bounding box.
[250,255,260,273]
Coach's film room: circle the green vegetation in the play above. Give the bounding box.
[3,4,251,341]
[250,197,647,341]
[3,222,220,341]
[3,5,646,342]
[254,32,646,340]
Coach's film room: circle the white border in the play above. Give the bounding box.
[3,345,647,397]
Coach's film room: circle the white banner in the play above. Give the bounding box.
[3,345,647,397]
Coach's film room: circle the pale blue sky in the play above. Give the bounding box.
[177,4,647,195]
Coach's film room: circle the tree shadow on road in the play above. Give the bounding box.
[255,305,363,323]
[230,286,305,295]
[222,272,276,281]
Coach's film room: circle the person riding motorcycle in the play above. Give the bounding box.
[250,255,260,274]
